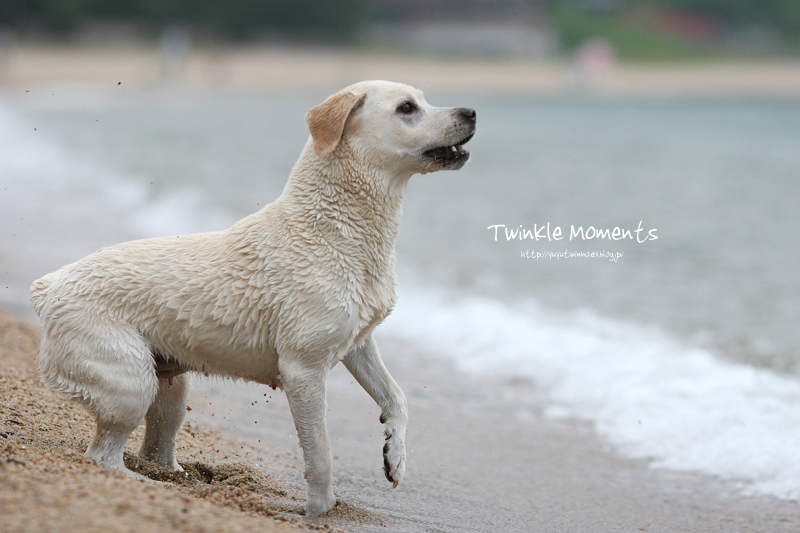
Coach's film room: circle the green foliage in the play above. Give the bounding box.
[552,4,713,61]
[550,0,800,60]
[650,0,800,36]
[0,0,369,42]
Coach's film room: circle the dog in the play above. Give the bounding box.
[29,80,476,517]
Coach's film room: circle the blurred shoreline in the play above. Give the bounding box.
[2,43,800,98]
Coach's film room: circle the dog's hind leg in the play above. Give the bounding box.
[86,418,142,474]
[83,355,159,476]
[138,373,191,470]
[40,322,160,477]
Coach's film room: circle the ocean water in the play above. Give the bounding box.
[2,87,800,500]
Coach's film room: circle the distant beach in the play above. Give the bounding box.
[2,43,800,98]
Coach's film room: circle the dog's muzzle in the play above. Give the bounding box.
[422,108,477,169]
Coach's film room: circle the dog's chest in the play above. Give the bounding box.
[342,270,396,353]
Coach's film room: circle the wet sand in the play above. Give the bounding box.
[190,335,800,533]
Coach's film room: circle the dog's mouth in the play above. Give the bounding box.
[423,132,474,165]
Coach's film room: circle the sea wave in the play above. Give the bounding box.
[381,285,800,500]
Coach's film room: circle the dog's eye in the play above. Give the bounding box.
[397,102,416,114]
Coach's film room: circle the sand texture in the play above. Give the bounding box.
[0,309,386,533]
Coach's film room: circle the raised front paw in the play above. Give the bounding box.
[382,426,406,488]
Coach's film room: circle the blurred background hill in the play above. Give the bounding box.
[1,0,799,61]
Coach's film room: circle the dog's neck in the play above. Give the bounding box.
[278,138,409,259]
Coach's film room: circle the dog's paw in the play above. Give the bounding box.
[138,450,184,472]
[382,426,406,488]
[305,488,336,517]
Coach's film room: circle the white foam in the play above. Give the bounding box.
[0,103,235,237]
[0,102,235,312]
[129,187,235,237]
[381,286,800,500]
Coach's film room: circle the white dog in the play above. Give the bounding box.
[30,80,476,517]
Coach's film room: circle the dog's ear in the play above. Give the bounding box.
[306,90,366,157]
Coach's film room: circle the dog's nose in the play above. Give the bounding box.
[460,108,477,123]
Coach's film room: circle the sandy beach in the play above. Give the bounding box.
[4,306,800,532]
[0,309,386,532]
[2,43,800,98]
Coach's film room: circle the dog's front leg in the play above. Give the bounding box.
[343,335,408,488]
[279,358,336,517]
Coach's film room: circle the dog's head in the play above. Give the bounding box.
[306,80,476,177]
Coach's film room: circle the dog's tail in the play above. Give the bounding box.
[29,271,60,317]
